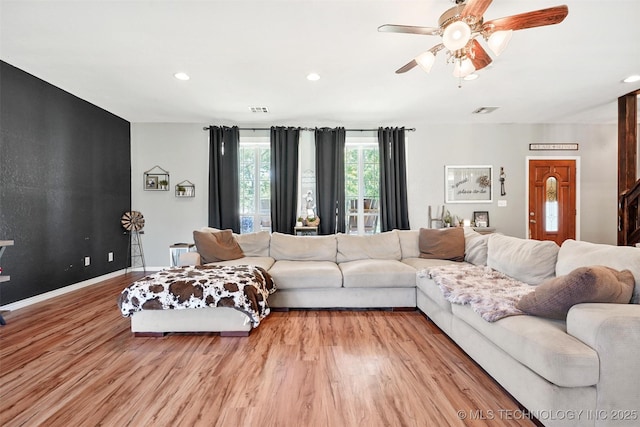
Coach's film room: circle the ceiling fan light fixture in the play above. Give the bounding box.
[487,30,513,56]
[415,51,436,73]
[453,57,475,78]
[442,20,471,52]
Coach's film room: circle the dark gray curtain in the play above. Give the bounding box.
[208,126,240,232]
[270,126,300,234]
[314,127,346,235]
[378,127,410,231]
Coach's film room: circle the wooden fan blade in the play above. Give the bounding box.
[469,39,492,71]
[461,0,493,19]
[378,24,440,36]
[484,5,568,32]
[396,59,418,74]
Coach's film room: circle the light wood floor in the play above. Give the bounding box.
[0,272,536,427]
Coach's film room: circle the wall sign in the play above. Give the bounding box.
[445,165,493,203]
[529,143,579,151]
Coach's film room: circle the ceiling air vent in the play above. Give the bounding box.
[472,106,499,115]
[249,106,269,113]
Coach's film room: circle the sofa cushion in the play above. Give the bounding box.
[463,227,489,266]
[452,303,599,387]
[336,231,401,263]
[398,229,420,259]
[418,227,465,262]
[517,266,635,319]
[270,232,337,262]
[339,259,416,288]
[557,239,640,304]
[487,234,558,285]
[416,274,454,313]
[268,260,342,289]
[234,231,270,257]
[193,229,244,263]
[402,258,462,271]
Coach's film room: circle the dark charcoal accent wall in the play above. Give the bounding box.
[0,61,131,305]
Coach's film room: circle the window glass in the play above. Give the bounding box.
[239,141,271,233]
[545,176,558,232]
[345,139,380,234]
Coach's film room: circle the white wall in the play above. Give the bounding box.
[131,123,209,268]
[131,122,619,267]
[406,123,618,244]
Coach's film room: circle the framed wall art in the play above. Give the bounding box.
[445,165,493,203]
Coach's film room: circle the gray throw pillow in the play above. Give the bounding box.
[516,266,635,319]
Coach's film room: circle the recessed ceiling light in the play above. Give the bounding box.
[623,74,640,83]
[464,73,479,81]
[174,72,190,81]
[307,73,320,81]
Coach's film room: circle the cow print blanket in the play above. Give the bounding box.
[118,265,276,327]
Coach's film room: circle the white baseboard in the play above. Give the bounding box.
[1,268,150,312]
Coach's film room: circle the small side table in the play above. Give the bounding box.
[169,243,196,267]
[294,226,318,236]
[473,227,496,235]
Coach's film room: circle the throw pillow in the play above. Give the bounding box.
[487,234,559,285]
[418,227,465,262]
[556,239,640,304]
[463,227,489,266]
[234,230,271,257]
[516,266,635,319]
[193,229,244,264]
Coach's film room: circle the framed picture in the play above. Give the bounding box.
[145,175,158,190]
[473,211,490,227]
[445,165,493,203]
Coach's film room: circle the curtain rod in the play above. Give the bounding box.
[202,126,416,132]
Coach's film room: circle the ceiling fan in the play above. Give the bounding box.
[378,0,569,82]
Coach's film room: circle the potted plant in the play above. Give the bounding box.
[306,215,320,227]
[296,217,304,227]
[159,179,169,190]
[442,210,452,228]
[177,185,186,196]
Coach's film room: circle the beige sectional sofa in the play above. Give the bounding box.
[160,228,640,427]
[418,233,640,427]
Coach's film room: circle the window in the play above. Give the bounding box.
[345,139,380,234]
[239,140,271,233]
[545,176,558,232]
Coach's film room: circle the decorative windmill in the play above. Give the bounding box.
[121,211,146,272]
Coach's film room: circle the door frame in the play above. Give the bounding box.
[525,156,581,241]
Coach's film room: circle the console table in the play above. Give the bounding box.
[473,227,496,235]
[0,240,15,326]
[294,226,318,236]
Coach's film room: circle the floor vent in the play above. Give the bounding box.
[249,106,269,113]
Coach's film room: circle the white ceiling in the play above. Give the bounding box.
[1,0,639,126]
